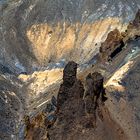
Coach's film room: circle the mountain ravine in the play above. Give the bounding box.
[0,0,140,140]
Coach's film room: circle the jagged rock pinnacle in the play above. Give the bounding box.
[48,62,108,140]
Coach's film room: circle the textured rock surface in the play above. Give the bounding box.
[1,0,140,71]
[0,74,24,140]
[123,9,140,41]
[1,1,140,140]
[99,29,124,62]
[48,62,127,140]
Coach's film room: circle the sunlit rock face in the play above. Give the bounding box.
[1,0,140,71]
[105,48,140,140]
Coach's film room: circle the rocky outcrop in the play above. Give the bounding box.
[99,29,124,62]
[83,72,106,128]
[1,0,140,69]
[1,1,140,140]
[48,61,90,139]
[123,9,140,42]
[99,9,140,63]
[48,61,126,140]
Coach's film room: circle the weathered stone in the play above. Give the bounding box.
[99,29,124,62]
[1,1,140,140]
[63,61,77,87]
[49,62,109,139]
[57,61,78,109]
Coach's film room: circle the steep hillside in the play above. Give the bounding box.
[1,0,140,140]
[1,0,140,72]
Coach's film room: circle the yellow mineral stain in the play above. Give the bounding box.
[26,17,127,64]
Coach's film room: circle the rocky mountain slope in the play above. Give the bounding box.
[1,0,140,71]
[0,0,140,140]
[48,62,127,140]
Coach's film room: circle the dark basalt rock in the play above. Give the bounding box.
[85,72,105,109]
[63,61,78,87]
[99,29,124,62]
[84,72,107,125]
[48,62,107,139]
[57,61,79,109]
[24,61,127,140]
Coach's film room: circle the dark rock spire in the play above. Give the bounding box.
[49,61,107,140]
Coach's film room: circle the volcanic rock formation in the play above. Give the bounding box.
[1,1,140,140]
[99,29,124,62]
[48,61,126,140]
